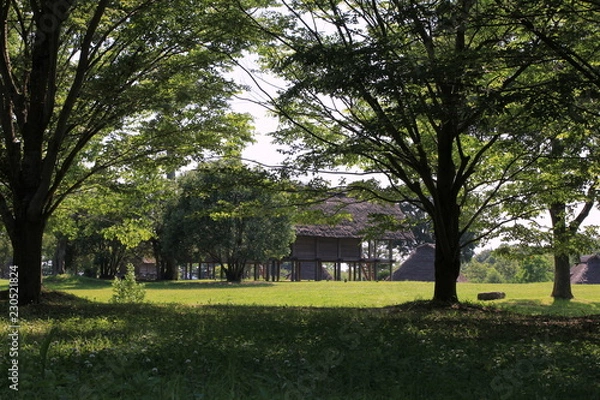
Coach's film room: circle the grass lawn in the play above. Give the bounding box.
[10,275,600,316]
[1,276,600,399]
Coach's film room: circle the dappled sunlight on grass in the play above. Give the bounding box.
[3,294,599,399]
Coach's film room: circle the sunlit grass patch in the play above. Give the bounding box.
[33,276,600,316]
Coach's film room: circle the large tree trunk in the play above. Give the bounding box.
[224,262,245,283]
[432,209,461,304]
[431,114,462,304]
[433,246,460,303]
[13,218,45,305]
[162,256,179,280]
[552,253,573,299]
[549,202,574,299]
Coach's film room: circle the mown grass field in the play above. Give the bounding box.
[1,276,600,399]
[9,275,600,316]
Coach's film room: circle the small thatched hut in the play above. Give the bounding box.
[390,244,467,282]
[391,244,436,281]
[288,195,411,281]
[571,255,600,284]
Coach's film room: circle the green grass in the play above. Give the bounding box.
[1,276,600,399]
[4,275,597,316]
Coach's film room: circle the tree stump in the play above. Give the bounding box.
[477,292,506,301]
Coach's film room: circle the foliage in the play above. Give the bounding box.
[463,249,553,283]
[515,255,553,283]
[462,249,519,283]
[48,172,179,278]
[162,161,296,282]
[110,264,146,304]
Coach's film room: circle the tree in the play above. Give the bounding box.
[492,0,600,299]
[47,180,152,278]
[0,0,259,303]
[162,161,296,282]
[248,0,545,302]
[515,255,553,283]
[499,119,600,298]
[462,249,519,283]
[110,264,146,304]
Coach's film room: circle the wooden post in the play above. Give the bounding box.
[315,260,320,281]
[374,260,378,281]
[358,260,362,281]
[292,260,298,281]
[388,240,393,281]
[266,260,271,281]
[349,262,353,281]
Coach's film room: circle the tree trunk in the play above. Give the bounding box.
[431,116,462,304]
[52,235,68,275]
[549,202,574,299]
[552,253,573,299]
[162,256,179,280]
[432,232,461,304]
[151,238,162,280]
[224,262,245,283]
[13,218,45,305]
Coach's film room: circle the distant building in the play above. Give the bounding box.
[287,195,412,281]
[571,255,600,284]
[390,244,467,282]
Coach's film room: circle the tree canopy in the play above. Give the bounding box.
[162,161,296,282]
[0,0,262,303]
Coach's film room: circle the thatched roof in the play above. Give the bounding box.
[390,244,467,282]
[295,195,410,240]
[571,255,600,284]
[391,244,436,281]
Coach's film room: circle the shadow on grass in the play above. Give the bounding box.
[43,275,113,290]
[498,298,600,316]
[8,291,600,400]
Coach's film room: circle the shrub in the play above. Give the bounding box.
[110,264,146,303]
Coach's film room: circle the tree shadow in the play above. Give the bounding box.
[499,298,600,316]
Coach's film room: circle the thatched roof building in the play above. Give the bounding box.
[294,195,409,241]
[390,244,467,282]
[288,195,411,281]
[391,244,436,281]
[571,255,600,284]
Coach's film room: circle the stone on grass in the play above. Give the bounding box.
[477,292,506,301]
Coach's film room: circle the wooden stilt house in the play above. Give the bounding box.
[285,195,411,281]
